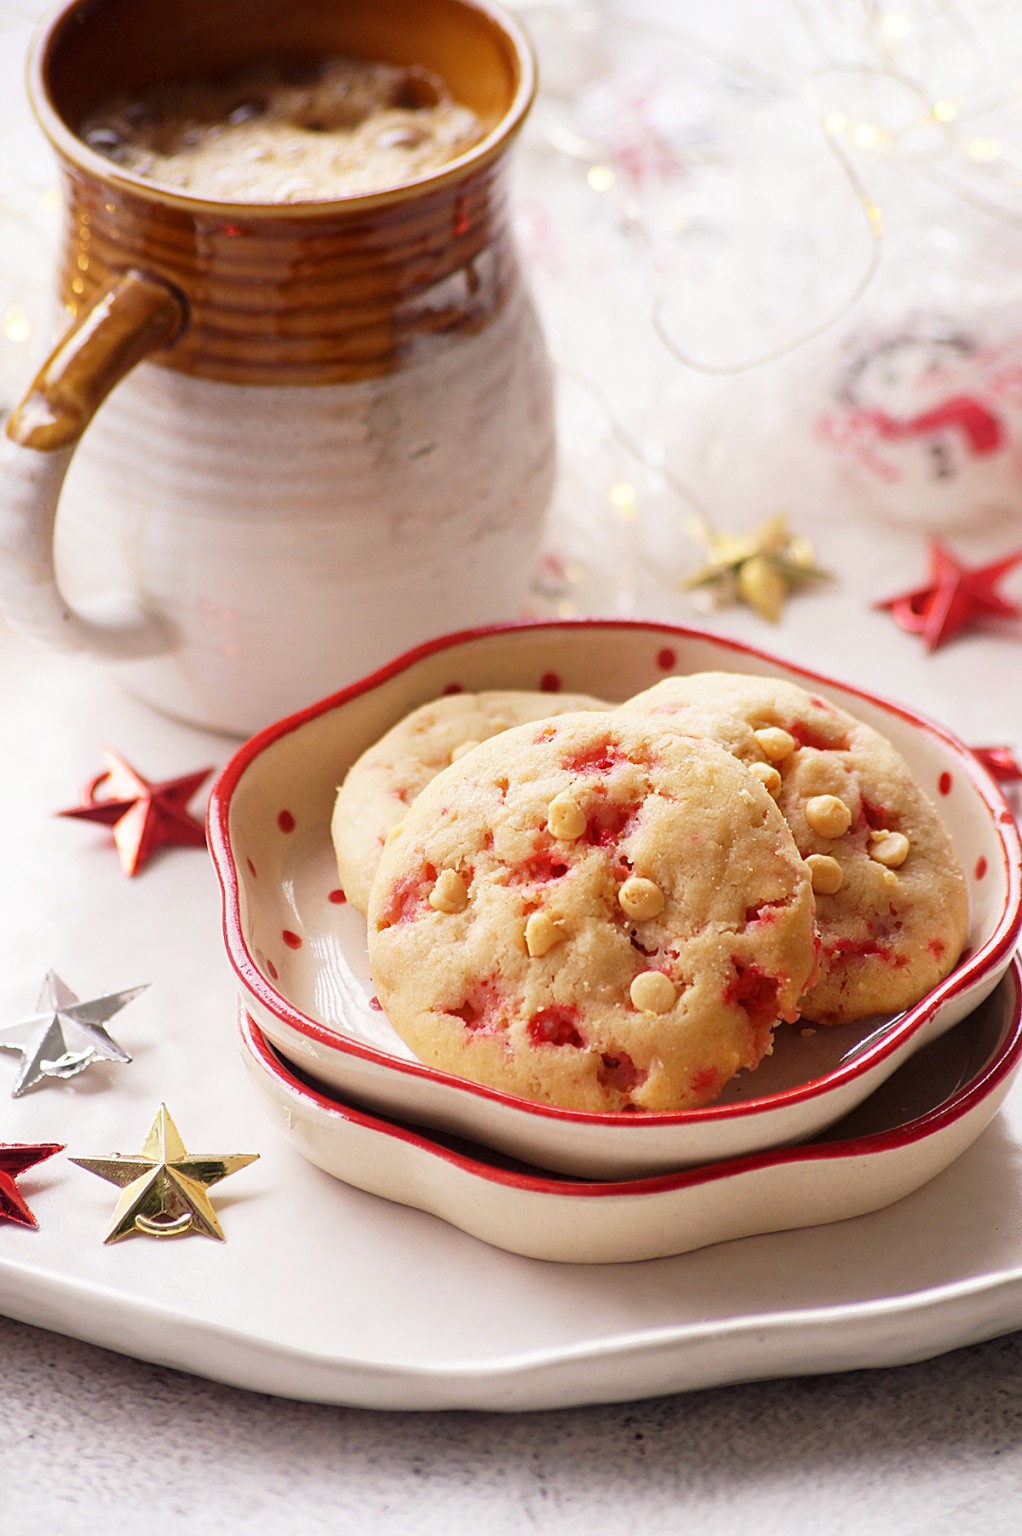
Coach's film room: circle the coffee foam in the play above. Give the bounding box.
[81,56,484,202]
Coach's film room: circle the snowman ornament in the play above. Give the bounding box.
[815,319,1022,531]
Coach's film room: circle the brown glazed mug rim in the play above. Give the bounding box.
[26,0,537,219]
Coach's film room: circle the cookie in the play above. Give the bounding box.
[367,712,817,1113]
[622,672,969,1023]
[331,689,607,912]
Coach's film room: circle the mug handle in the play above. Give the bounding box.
[0,268,185,659]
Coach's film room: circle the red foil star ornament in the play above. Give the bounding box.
[57,748,213,876]
[972,746,1022,783]
[0,1142,63,1228]
[876,540,1022,652]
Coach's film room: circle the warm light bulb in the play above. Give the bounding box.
[587,164,616,191]
[966,137,1000,161]
[932,99,958,123]
[824,111,848,135]
[882,12,912,39]
[611,481,637,523]
[853,122,881,148]
[3,305,31,343]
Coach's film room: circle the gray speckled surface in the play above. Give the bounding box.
[5,1315,1022,1534]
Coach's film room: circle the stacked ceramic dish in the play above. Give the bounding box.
[209,620,1022,1264]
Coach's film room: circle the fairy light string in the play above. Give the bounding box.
[520,0,1022,615]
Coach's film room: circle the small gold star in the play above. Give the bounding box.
[684,513,832,622]
[70,1104,258,1243]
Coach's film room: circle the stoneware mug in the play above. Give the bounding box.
[0,0,555,734]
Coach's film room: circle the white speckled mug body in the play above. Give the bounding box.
[56,287,555,734]
[0,0,553,735]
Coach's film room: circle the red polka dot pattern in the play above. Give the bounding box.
[443,682,464,695]
[939,773,952,797]
[282,929,302,949]
[278,809,296,832]
[328,888,347,904]
[540,671,562,692]
[656,647,676,670]
[975,856,988,880]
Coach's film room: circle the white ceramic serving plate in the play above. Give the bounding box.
[6,617,1022,1411]
[237,956,1022,1265]
[208,619,1022,1180]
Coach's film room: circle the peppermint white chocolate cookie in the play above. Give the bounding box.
[367,712,818,1113]
[332,689,607,913]
[622,672,969,1023]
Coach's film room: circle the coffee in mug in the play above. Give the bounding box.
[81,55,485,201]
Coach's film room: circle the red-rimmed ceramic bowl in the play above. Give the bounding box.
[208,619,1022,1180]
[236,956,1022,1264]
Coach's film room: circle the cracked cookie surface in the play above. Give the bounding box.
[622,672,969,1023]
[331,689,606,912]
[367,711,817,1113]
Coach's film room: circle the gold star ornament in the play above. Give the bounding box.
[70,1104,259,1243]
[684,513,832,622]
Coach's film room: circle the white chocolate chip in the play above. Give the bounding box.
[629,970,676,1013]
[450,738,481,762]
[754,726,796,763]
[748,761,782,797]
[806,853,844,895]
[524,911,564,957]
[805,793,852,839]
[869,830,910,868]
[547,792,586,841]
[618,877,665,921]
[428,868,469,913]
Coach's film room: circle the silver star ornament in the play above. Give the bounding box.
[0,971,146,1097]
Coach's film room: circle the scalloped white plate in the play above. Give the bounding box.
[209,619,1022,1180]
[237,956,1022,1264]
